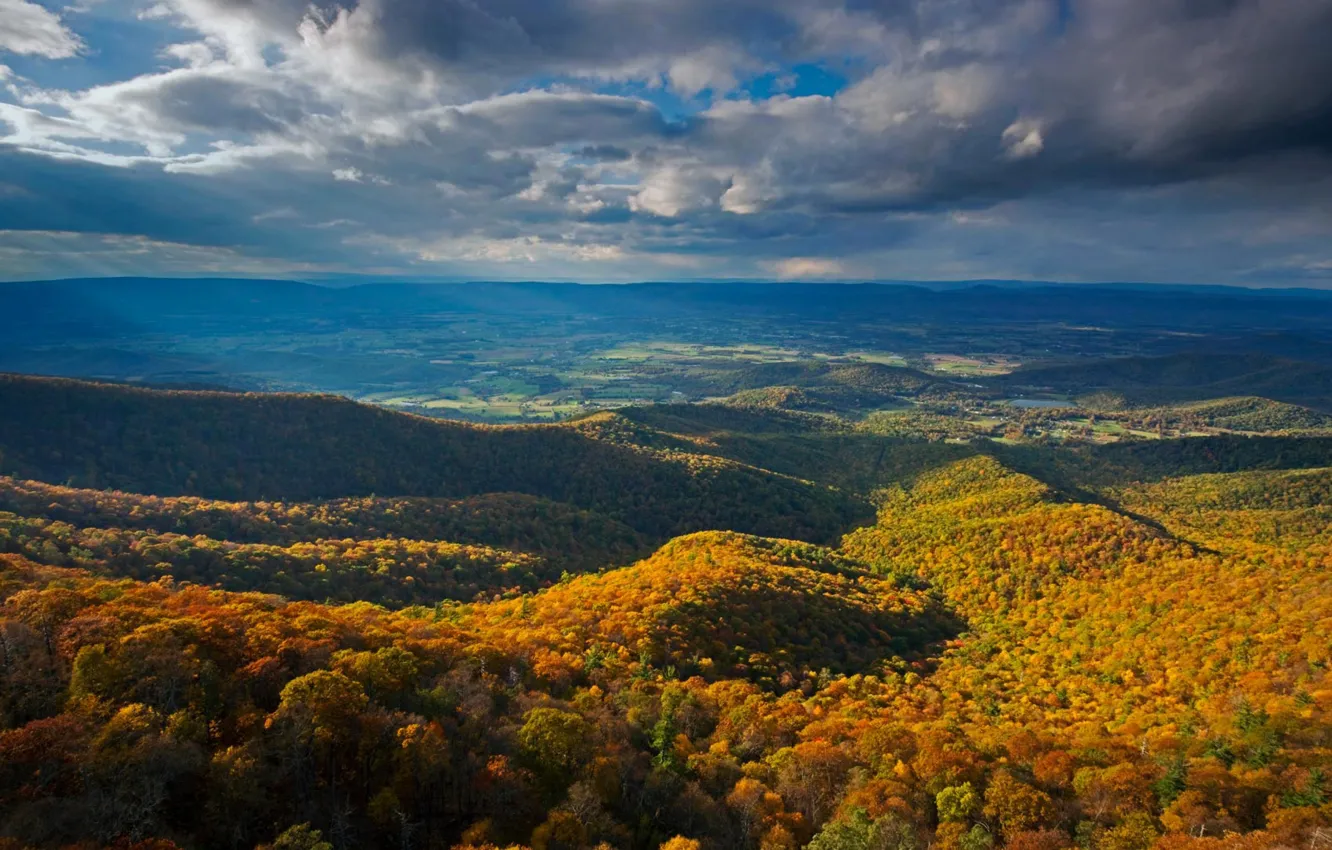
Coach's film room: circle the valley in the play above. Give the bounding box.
[0,359,1330,850]
[7,280,1332,432]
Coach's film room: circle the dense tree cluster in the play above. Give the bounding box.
[0,380,1330,850]
[1096,397,1332,436]
[0,510,544,605]
[842,457,1178,617]
[999,353,1332,411]
[576,406,977,494]
[858,411,993,442]
[1112,469,1332,560]
[0,375,865,543]
[0,476,650,575]
[1002,398,1332,445]
[467,532,959,690]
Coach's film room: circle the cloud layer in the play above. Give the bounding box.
[0,0,1330,283]
[0,0,82,58]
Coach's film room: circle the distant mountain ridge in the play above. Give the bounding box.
[5,277,1332,334]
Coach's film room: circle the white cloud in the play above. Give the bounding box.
[358,232,625,265]
[667,45,745,97]
[629,166,721,218]
[720,163,777,214]
[950,210,1006,227]
[163,41,217,68]
[1002,119,1044,159]
[932,65,997,121]
[767,257,849,279]
[0,0,83,58]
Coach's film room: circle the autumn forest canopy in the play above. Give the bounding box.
[1,281,1331,850]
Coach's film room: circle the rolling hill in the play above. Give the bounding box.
[471,531,960,690]
[1000,352,1332,410]
[0,374,868,542]
[0,475,650,574]
[2,373,1332,850]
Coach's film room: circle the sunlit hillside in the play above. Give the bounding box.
[1,376,1330,850]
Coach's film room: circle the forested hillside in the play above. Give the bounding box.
[0,375,867,542]
[0,476,650,584]
[0,377,1330,850]
[1001,353,1332,410]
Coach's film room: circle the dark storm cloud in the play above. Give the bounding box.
[0,150,252,243]
[1043,0,1332,165]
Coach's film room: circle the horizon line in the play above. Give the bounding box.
[3,275,1332,294]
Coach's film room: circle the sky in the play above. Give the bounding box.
[0,0,1330,285]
